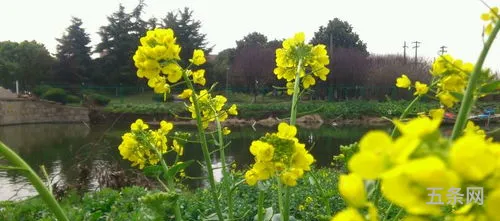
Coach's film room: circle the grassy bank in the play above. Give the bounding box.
[0,168,365,221]
[104,97,500,120]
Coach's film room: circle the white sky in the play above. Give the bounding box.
[1,0,500,72]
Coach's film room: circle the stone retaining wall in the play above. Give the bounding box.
[0,99,89,125]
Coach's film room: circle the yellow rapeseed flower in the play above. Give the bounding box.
[119,120,175,169]
[393,115,441,139]
[172,139,184,156]
[381,156,460,216]
[481,7,499,35]
[192,69,206,86]
[302,75,316,89]
[437,92,459,108]
[131,119,149,131]
[277,122,297,139]
[244,169,259,186]
[330,208,364,221]
[402,216,431,221]
[190,49,206,66]
[159,120,173,134]
[186,90,233,128]
[348,130,419,179]
[222,127,231,135]
[280,169,301,186]
[339,173,367,208]
[396,74,411,89]
[245,123,313,186]
[228,104,238,115]
[413,81,428,95]
[178,89,193,99]
[463,121,487,138]
[249,140,275,162]
[274,32,329,95]
[485,189,500,221]
[449,133,496,182]
[134,29,182,86]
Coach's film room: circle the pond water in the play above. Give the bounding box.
[0,122,498,201]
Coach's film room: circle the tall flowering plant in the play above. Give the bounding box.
[119,28,239,220]
[245,32,330,221]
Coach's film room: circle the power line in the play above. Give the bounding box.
[403,41,409,64]
[439,45,447,55]
[412,41,421,65]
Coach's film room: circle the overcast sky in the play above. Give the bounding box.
[2,0,500,72]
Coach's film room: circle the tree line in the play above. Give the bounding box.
[0,0,429,99]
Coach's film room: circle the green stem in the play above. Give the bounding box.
[391,208,403,221]
[182,72,224,221]
[390,95,422,137]
[215,116,233,220]
[0,141,69,221]
[277,179,287,221]
[289,59,304,126]
[451,19,500,140]
[283,186,290,221]
[382,203,393,221]
[159,158,182,221]
[257,190,265,221]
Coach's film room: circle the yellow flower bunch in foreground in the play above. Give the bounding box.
[133,28,207,94]
[118,119,181,169]
[274,32,330,94]
[332,110,500,220]
[245,122,314,186]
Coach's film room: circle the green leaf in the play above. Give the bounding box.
[142,165,162,177]
[479,80,500,93]
[264,207,274,221]
[257,180,270,191]
[165,160,194,179]
[254,207,274,221]
[309,176,316,185]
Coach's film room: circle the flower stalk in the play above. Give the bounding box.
[451,18,500,140]
[0,141,69,221]
[215,116,234,220]
[289,59,304,126]
[181,71,224,221]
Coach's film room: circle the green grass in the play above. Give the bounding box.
[0,168,350,221]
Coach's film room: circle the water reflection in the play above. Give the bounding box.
[1,122,497,201]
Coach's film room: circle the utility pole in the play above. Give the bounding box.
[439,45,447,55]
[412,41,421,65]
[329,33,333,56]
[403,41,409,64]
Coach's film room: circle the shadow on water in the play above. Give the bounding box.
[0,121,498,200]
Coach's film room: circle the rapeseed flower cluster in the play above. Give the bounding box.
[132,28,207,95]
[273,32,330,94]
[118,119,180,169]
[245,123,314,186]
[332,110,500,220]
[481,7,499,35]
[395,54,474,108]
[179,89,238,128]
[431,54,474,108]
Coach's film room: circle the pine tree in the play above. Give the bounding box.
[94,1,147,85]
[55,17,92,83]
[160,7,211,64]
